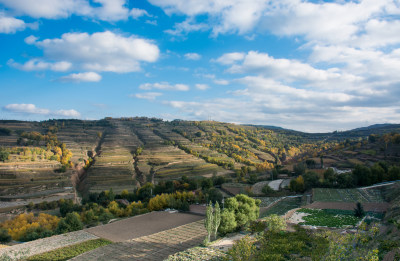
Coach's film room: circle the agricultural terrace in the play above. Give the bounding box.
[313,187,386,203]
[260,196,302,217]
[70,219,207,261]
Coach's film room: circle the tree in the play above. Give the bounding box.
[0,228,11,243]
[207,188,223,204]
[0,147,9,162]
[56,212,83,234]
[293,163,306,176]
[354,202,365,218]
[218,194,260,234]
[204,201,214,243]
[219,209,237,235]
[290,176,305,193]
[303,171,320,190]
[213,202,221,240]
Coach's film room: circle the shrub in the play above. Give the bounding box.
[224,235,256,261]
[263,214,287,232]
[56,212,83,234]
[0,228,11,243]
[354,202,365,218]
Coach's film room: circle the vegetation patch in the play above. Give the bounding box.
[260,197,302,217]
[297,208,361,227]
[26,238,112,261]
[165,246,225,261]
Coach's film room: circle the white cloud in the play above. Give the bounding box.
[0,0,92,19]
[215,52,245,65]
[0,0,147,22]
[195,84,209,90]
[139,82,189,91]
[164,18,208,36]
[60,72,102,82]
[130,8,150,19]
[93,0,128,21]
[213,79,229,85]
[17,31,159,73]
[184,53,201,60]
[24,35,38,44]
[8,59,72,72]
[3,104,80,118]
[54,109,81,117]
[0,13,25,33]
[134,92,162,101]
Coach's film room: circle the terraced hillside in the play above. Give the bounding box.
[1,118,399,203]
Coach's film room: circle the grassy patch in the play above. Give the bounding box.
[26,239,112,261]
[297,208,361,227]
[260,197,302,217]
[360,149,377,156]
[166,247,225,261]
[258,228,329,260]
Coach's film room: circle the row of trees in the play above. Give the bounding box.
[289,163,400,193]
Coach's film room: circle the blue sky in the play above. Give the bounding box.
[0,0,399,132]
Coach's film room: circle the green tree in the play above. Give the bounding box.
[0,228,11,243]
[56,212,83,234]
[219,209,237,235]
[204,201,214,243]
[213,202,221,240]
[354,202,365,218]
[0,147,9,162]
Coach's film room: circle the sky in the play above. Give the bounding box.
[0,0,400,133]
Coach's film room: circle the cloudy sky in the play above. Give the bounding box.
[0,0,399,132]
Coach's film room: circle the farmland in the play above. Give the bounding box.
[297,208,361,228]
[260,196,303,217]
[313,187,386,203]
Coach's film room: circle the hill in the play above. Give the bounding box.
[0,118,399,201]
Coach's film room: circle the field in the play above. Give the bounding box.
[260,197,302,217]
[71,219,207,261]
[313,188,385,203]
[297,208,361,228]
[26,239,112,261]
[85,211,204,242]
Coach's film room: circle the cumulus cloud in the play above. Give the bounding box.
[184,53,201,60]
[133,92,162,101]
[0,13,25,33]
[3,104,80,118]
[0,0,149,22]
[215,52,245,65]
[8,59,72,72]
[14,31,159,73]
[0,0,92,19]
[130,8,150,19]
[195,84,209,90]
[139,82,189,91]
[59,72,102,82]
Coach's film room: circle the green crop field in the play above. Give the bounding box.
[313,188,385,203]
[297,208,361,228]
[260,197,302,217]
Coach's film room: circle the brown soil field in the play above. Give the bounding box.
[85,211,204,242]
[306,201,390,212]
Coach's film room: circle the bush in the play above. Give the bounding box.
[56,212,83,234]
[262,185,274,195]
[218,194,260,234]
[263,214,287,232]
[224,235,256,261]
[0,228,11,243]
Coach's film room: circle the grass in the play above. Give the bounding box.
[26,239,112,261]
[297,208,361,227]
